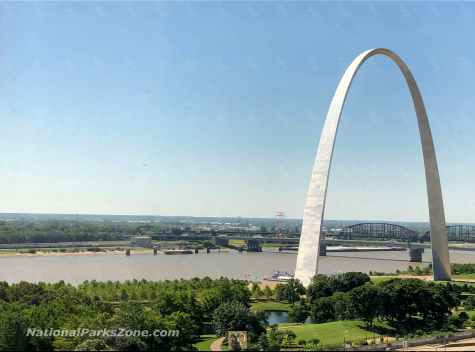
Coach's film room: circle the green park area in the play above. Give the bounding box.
[194,334,218,351]
[455,273,475,280]
[4,266,475,350]
[370,263,475,283]
[260,243,290,248]
[278,320,391,346]
[251,300,291,312]
[196,320,392,350]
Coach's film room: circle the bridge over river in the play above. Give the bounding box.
[151,223,475,263]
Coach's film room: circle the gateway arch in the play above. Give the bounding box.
[294,48,451,286]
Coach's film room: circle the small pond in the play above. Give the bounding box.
[266,311,289,325]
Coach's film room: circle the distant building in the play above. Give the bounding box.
[130,236,152,248]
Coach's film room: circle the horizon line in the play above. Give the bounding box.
[0,211,474,225]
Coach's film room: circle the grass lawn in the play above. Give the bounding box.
[251,300,291,312]
[454,273,475,281]
[194,334,217,351]
[370,275,399,284]
[261,243,290,248]
[278,320,391,347]
[371,273,475,284]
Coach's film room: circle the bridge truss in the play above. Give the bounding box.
[422,225,475,243]
[336,223,419,242]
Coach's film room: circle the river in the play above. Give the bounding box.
[0,249,474,284]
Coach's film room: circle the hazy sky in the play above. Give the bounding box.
[1,2,475,222]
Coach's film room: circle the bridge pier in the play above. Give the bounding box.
[319,243,327,256]
[409,247,424,262]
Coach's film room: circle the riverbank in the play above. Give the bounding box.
[0,248,151,257]
[0,247,230,257]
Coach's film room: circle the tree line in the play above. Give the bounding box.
[0,274,469,351]
[271,273,463,335]
[0,277,255,351]
[0,221,138,244]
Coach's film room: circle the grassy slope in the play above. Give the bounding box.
[261,243,290,248]
[279,320,388,346]
[194,334,217,351]
[454,273,475,280]
[370,276,399,284]
[371,274,475,286]
[251,300,291,312]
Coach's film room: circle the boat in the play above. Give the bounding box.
[263,270,294,282]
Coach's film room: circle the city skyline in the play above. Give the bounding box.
[1,2,475,221]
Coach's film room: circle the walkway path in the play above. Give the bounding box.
[400,337,475,351]
[210,337,224,351]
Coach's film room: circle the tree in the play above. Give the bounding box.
[275,279,305,304]
[379,279,422,326]
[114,336,148,351]
[163,311,200,350]
[448,311,469,329]
[379,279,459,330]
[307,273,370,304]
[0,278,256,351]
[0,303,32,351]
[288,300,309,323]
[0,281,8,301]
[421,283,459,328]
[263,286,273,300]
[307,275,334,303]
[333,272,370,292]
[350,284,381,328]
[75,339,112,351]
[310,297,335,323]
[463,295,475,310]
[257,333,269,351]
[202,240,214,249]
[120,289,129,301]
[251,283,263,299]
[332,292,353,321]
[267,325,282,351]
[212,301,265,340]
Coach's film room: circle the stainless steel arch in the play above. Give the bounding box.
[294,48,451,286]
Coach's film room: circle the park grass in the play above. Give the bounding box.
[453,273,475,281]
[251,300,291,312]
[194,334,217,351]
[261,243,290,248]
[278,320,392,347]
[370,273,475,285]
[370,272,475,284]
[370,275,399,284]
